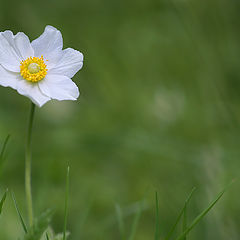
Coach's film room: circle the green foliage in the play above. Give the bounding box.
[153,184,231,240]
[0,189,7,215]
[115,201,144,240]
[12,192,28,234]
[43,228,70,240]
[0,135,10,172]
[174,183,232,240]
[12,191,53,240]
[24,209,54,240]
[182,197,188,240]
[165,188,196,240]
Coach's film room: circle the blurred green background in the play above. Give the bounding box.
[0,0,240,239]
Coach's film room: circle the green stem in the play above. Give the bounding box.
[25,102,35,227]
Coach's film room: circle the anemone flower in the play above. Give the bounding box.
[0,25,83,107]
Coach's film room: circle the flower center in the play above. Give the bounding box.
[28,63,40,74]
[20,56,47,82]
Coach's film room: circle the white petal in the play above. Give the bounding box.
[38,74,79,101]
[14,32,34,59]
[0,31,21,72]
[17,80,51,107]
[0,31,34,72]
[48,48,83,78]
[31,26,63,69]
[0,65,21,89]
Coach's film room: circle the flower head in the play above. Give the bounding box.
[0,25,83,107]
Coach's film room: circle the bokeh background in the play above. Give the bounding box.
[0,0,239,239]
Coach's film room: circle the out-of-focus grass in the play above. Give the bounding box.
[0,0,240,239]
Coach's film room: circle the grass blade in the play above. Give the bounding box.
[0,135,10,160]
[115,204,125,240]
[175,182,233,240]
[155,192,160,240]
[63,166,70,240]
[128,202,142,240]
[0,189,8,214]
[182,204,187,240]
[165,187,196,240]
[12,191,28,234]
[45,233,49,240]
[0,135,10,167]
[182,188,195,240]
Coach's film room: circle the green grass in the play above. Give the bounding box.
[9,184,230,240]
[12,191,28,234]
[0,189,7,215]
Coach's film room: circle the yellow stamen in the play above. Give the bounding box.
[20,56,47,82]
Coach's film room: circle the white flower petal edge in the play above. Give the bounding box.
[0,31,33,72]
[0,65,20,89]
[17,80,51,107]
[38,74,79,101]
[31,26,63,69]
[48,48,83,78]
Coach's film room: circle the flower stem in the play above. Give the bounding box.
[25,102,35,227]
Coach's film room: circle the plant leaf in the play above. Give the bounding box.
[0,189,8,215]
[182,188,196,240]
[0,135,10,161]
[175,182,233,240]
[165,187,196,240]
[12,191,28,234]
[45,233,49,240]
[182,203,187,240]
[0,135,10,171]
[24,208,54,240]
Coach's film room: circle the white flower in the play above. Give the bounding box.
[0,25,83,107]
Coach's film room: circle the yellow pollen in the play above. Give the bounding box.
[20,56,47,82]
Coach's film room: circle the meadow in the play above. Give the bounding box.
[0,0,239,239]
